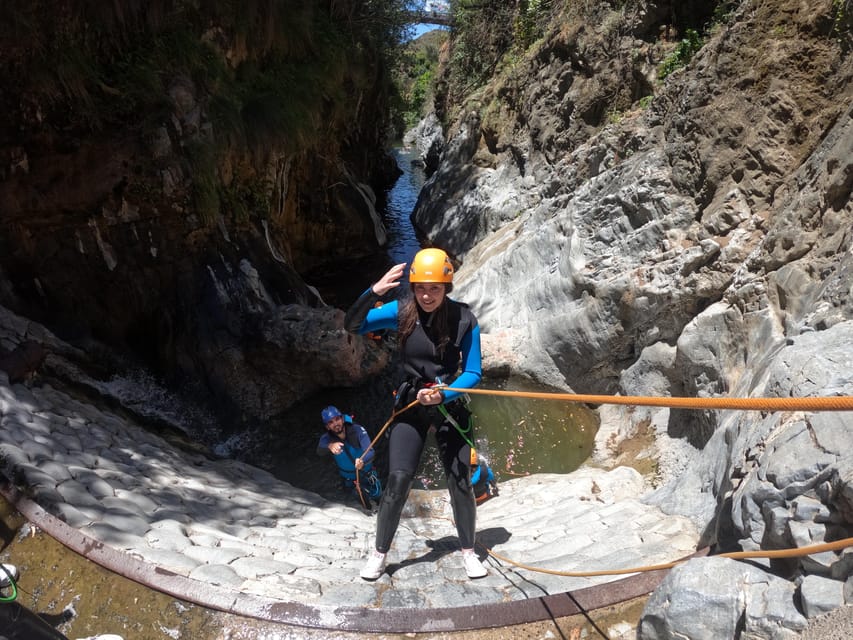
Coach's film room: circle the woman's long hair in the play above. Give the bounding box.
[398,283,453,355]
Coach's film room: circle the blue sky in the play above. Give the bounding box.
[406,1,450,40]
[409,22,448,39]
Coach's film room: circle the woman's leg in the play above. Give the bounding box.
[436,411,486,577]
[374,419,427,552]
[435,414,476,549]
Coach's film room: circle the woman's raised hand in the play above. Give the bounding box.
[372,263,407,296]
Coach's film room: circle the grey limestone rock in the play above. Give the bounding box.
[638,556,807,640]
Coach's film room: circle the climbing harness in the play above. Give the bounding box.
[427,376,479,465]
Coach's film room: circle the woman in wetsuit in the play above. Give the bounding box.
[344,248,487,580]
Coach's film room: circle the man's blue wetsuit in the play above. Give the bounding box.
[317,417,376,494]
[345,288,482,553]
[318,418,375,479]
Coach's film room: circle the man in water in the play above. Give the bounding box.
[316,406,380,505]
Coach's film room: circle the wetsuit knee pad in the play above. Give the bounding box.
[375,470,414,553]
[384,469,413,502]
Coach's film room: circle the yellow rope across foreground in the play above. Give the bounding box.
[480,537,853,578]
[358,387,851,576]
[446,387,853,412]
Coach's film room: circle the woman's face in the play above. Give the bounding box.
[413,283,446,313]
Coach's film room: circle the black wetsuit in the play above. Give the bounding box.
[345,289,482,552]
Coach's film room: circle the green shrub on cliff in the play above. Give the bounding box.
[394,31,446,134]
[658,29,704,80]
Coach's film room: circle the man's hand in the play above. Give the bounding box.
[354,457,364,470]
[328,442,343,455]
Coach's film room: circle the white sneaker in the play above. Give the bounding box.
[360,551,387,580]
[0,564,18,587]
[461,550,487,579]
[75,636,125,640]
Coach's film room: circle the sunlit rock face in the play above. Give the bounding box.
[421,1,852,400]
[411,0,852,635]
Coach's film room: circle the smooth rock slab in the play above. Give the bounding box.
[801,574,846,618]
[188,563,243,587]
[638,556,807,640]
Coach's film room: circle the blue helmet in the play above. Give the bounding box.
[321,405,342,424]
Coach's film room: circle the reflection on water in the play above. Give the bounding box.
[384,145,426,265]
[414,377,599,489]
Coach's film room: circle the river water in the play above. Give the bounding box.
[383,146,427,265]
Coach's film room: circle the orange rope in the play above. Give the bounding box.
[448,386,853,573]
[446,387,853,411]
[363,398,420,457]
[480,537,853,577]
[362,387,852,573]
[359,388,852,574]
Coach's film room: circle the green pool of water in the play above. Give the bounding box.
[415,377,599,489]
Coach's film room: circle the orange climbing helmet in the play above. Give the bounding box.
[409,248,454,283]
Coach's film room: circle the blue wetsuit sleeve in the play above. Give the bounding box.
[344,288,399,335]
[317,433,331,456]
[355,425,375,464]
[443,322,482,403]
[361,299,399,334]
